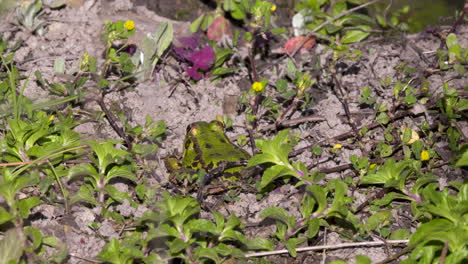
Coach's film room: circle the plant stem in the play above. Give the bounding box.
[48,161,70,214]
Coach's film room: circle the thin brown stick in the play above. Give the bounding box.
[97,97,134,150]
[289,110,422,157]
[245,239,408,258]
[376,244,417,264]
[332,73,360,139]
[438,240,449,264]
[259,115,325,132]
[69,253,102,263]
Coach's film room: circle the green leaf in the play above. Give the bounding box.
[24,226,43,250]
[377,192,411,206]
[285,237,306,257]
[356,255,372,264]
[257,164,296,191]
[0,207,13,225]
[219,229,247,244]
[377,142,393,157]
[53,58,65,73]
[286,59,296,80]
[18,196,41,219]
[212,243,232,257]
[97,238,125,263]
[104,185,133,204]
[376,112,390,124]
[260,207,295,229]
[211,67,236,77]
[151,224,180,238]
[324,23,342,34]
[0,228,25,264]
[305,185,327,214]
[69,184,98,206]
[186,219,217,234]
[135,184,146,201]
[212,211,225,232]
[225,214,242,231]
[341,26,370,44]
[194,247,220,263]
[105,166,136,183]
[410,218,468,252]
[333,2,347,16]
[190,14,205,33]
[360,159,412,189]
[455,149,468,167]
[167,238,188,254]
[390,229,410,240]
[245,237,274,250]
[306,218,320,239]
[153,22,173,68]
[365,211,392,231]
[275,79,288,93]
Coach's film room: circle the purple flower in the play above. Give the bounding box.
[189,46,215,71]
[173,34,215,81]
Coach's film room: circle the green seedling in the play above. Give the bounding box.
[123,114,166,158]
[261,179,356,257]
[140,22,173,80]
[68,140,137,203]
[359,158,437,204]
[405,182,468,264]
[16,0,47,35]
[142,193,272,263]
[248,130,308,191]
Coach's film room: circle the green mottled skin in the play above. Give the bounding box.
[168,121,250,179]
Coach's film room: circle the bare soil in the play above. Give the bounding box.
[0,0,467,263]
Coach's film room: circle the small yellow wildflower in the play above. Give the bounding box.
[369,163,377,169]
[401,126,419,144]
[270,4,277,12]
[48,115,55,122]
[124,20,135,31]
[20,1,30,8]
[421,150,430,161]
[252,82,264,92]
[333,143,342,150]
[422,86,428,92]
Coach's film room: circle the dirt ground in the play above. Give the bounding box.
[0,0,467,263]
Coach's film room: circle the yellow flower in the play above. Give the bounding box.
[422,86,428,92]
[48,115,55,122]
[401,126,419,144]
[20,1,30,8]
[124,20,135,31]
[333,143,342,150]
[252,82,264,92]
[369,163,377,169]
[270,4,277,12]
[421,150,430,161]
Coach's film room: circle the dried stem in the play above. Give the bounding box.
[245,239,408,258]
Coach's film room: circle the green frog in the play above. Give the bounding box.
[165,120,253,198]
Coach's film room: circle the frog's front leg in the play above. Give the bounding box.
[196,160,247,201]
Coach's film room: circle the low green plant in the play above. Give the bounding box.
[260,179,357,257]
[68,140,137,204]
[248,129,323,191]
[403,182,468,263]
[97,193,274,263]
[16,0,47,35]
[140,22,173,80]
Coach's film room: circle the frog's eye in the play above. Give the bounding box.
[187,124,199,136]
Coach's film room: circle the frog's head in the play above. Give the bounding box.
[186,120,224,137]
